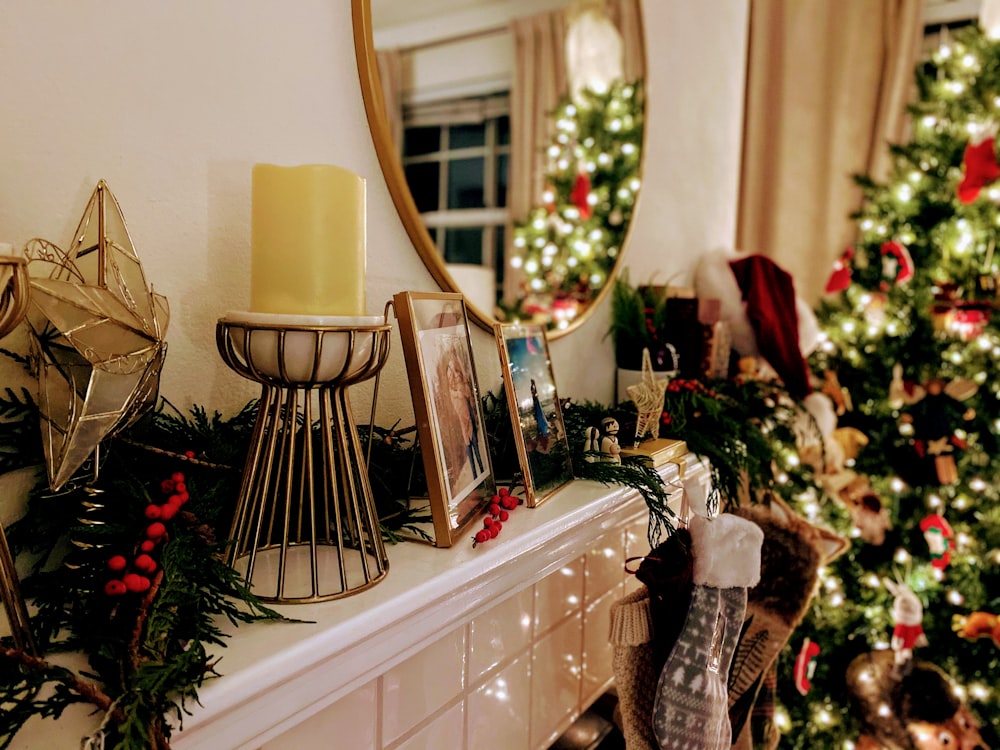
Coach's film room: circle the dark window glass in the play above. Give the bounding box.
[444,228,484,265]
[404,162,440,213]
[449,123,486,149]
[497,115,510,145]
[496,154,508,208]
[403,127,440,157]
[447,158,485,209]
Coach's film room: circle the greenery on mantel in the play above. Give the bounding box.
[0,341,799,748]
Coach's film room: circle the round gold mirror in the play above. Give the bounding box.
[352,0,645,338]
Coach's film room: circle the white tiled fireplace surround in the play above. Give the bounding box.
[14,458,706,750]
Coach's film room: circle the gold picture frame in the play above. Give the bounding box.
[393,292,494,546]
[495,323,574,507]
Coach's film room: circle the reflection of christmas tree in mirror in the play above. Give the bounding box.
[505,79,643,329]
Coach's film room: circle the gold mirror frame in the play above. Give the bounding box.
[351,0,644,340]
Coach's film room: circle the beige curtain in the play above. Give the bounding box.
[376,47,405,153]
[737,0,923,303]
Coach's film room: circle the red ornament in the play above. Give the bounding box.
[134,554,157,574]
[920,513,955,570]
[571,171,593,219]
[474,529,490,545]
[104,580,127,596]
[140,540,156,553]
[489,503,501,516]
[880,241,914,287]
[146,522,167,540]
[159,503,178,521]
[107,555,128,572]
[794,638,821,695]
[824,247,854,293]
[144,504,162,520]
[499,510,509,522]
[184,450,196,459]
[957,135,1000,204]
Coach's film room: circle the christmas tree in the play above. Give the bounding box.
[773,23,1000,749]
[506,79,642,328]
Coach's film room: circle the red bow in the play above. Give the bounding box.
[957,136,1000,204]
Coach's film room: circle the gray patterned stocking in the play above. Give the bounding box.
[650,513,763,750]
[652,585,747,749]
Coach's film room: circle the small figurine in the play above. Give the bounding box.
[952,611,1000,648]
[599,416,622,464]
[885,577,928,667]
[899,374,976,485]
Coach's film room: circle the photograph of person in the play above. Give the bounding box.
[498,324,573,504]
[418,315,490,521]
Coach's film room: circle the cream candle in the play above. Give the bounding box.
[251,164,366,316]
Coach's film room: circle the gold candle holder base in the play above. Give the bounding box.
[217,313,391,604]
[0,254,36,654]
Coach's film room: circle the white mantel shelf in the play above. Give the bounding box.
[13,459,706,750]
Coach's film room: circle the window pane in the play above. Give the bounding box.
[496,154,508,208]
[497,115,510,145]
[444,228,484,265]
[404,162,440,213]
[449,123,486,149]
[403,127,440,157]
[447,158,485,209]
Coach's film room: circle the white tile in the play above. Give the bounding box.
[534,557,584,636]
[468,587,533,685]
[581,588,620,707]
[624,518,652,560]
[468,654,531,750]
[530,613,583,750]
[584,529,626,605]
[392,701,464,750]
[382,627,466,745]
[260,680,377,749]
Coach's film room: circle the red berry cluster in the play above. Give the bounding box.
[665,379,716,397]
[103,471,190,597]
[472,487,520,547]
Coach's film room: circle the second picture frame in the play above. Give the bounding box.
[495,322,573,507]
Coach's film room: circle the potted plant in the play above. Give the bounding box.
[607,271,680,403]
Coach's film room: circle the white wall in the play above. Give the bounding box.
[0,0,748,430]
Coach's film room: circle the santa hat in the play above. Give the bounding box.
[694,249,816,400]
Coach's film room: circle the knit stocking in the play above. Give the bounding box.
[609,529,694,750]
[610,587,659,750]
[651,514,763,750]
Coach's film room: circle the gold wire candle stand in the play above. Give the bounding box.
[0,254,37,654]
[216,317,392,603]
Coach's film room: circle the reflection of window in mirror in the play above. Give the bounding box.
[368,0,644,333]
[401,93,510,305]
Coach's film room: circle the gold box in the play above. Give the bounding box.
[621,438,688,469]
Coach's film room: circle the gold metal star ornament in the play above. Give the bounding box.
[26,181,169,491]
[627,347,670,444]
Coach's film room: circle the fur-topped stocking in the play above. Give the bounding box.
[652,514,763,749]
[610,529,694,750]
